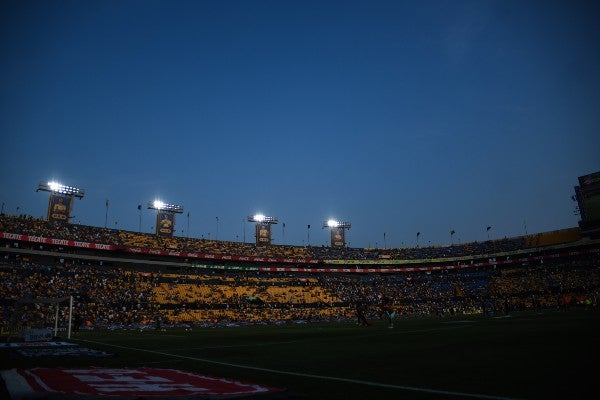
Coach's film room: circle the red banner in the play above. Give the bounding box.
[0,232,320,264]
[1,368,281,398]
[0,232,114,250]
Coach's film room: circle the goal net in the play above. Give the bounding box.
[4,296,73,342]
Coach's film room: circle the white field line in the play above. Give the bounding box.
[75,337,526,400]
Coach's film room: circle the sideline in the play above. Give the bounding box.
[75,338,526,400]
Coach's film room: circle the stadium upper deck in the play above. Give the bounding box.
[0,214,593,269]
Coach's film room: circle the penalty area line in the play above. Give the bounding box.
[75,338,525,400]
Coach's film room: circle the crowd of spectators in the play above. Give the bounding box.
[0,214,559,262]
[1,252,598,332]
[1,215,123,246]
[0,260,157,331]
[1,214,596,333]
[309,237,526,260]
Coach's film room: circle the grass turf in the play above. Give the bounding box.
[1,310,598,400]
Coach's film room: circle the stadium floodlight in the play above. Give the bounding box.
[147,200,184,214]
[248,214,278,224]
[248,213,278,245]
[323,218,351,248]
[37,181,85,198]
[323,219,351,229]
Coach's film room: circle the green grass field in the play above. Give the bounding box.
[1,310,598,400]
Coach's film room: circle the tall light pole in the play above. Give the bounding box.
[216,216,219,240]
[105,199,109,228]
[137,205,142,233]
[242,218,246,243]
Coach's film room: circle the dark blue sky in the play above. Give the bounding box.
[1,1,599,248]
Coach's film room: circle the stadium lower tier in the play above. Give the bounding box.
[0,250,598,331]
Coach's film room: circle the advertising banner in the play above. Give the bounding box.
[0,368,281,398]
[0,232,322,264]
[156,211,175,237]
[23,328,52,342]
[330,227,345,247]
[256,222,271,245]
[47,194,72,223]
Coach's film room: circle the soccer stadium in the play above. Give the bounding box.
[0,173,599,400]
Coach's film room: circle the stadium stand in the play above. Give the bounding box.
[0,214,581,261]
[0,214,598,333]
[0,253,598,330]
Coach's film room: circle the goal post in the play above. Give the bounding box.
[8,296,73,341]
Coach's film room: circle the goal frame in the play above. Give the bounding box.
[13,296,73,340]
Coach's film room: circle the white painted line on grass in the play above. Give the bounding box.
[75,338,526,400]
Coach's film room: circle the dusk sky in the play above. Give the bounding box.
[1,0,599,248]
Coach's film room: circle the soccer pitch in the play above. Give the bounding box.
[1,310,598,400]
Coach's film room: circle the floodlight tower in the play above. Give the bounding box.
[247,214,278,245]
[323,219,351,248]
[148,200,184,237]
[36,181,85,223]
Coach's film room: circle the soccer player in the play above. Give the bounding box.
[380,294,395,329]
[355,301,370,327]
